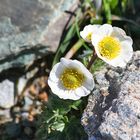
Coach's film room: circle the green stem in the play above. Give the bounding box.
[87,51,97,70]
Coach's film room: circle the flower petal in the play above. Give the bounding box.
[75,86,91,97]
[60,90,81,100]
[112,27,133,45]
[83,77,95,90]
[48,80,62,96]
[120,40,133,62]
[80,24,100,42]
[48,81,78,100]
[106,57,126,67]
[60,58,71,67]
[97,24,113,36]
[48,63,61,82]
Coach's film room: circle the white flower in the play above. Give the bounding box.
[91,24,133,67]
[48,58,94,100]
[80,24,100,42]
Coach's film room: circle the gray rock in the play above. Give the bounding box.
[0,0,78,72]
[99,71,140,140]
[17,76,27,95]
[0,109,12,124]
[21,112,29,120]
[0,79,14,108]
[22,96,33,111]
[81,51,140,140]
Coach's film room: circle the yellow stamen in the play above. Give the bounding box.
[86,33,92,41]
[60,68,85,90]
[98,36,121,60]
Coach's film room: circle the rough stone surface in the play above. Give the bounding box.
[81,51,140,140]
[0,0,78,72]
[0,80,14,108]
[0,109,12,124]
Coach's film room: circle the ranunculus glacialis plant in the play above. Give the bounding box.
[48,24,133,100]
[48,58,94,100]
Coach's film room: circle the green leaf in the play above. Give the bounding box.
[103,0,112,23]
[52,23,77,66]
[109,0,119,9]
[72,100,82,108]
[51,121,65,132]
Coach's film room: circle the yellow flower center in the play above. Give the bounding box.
[98,36,121,60]
[86,32,92,41]
[60,68,85,90]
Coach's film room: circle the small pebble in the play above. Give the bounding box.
[0,80,14,109]
[38,92,48,102]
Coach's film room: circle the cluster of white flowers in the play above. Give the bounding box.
[48,24,133,100]
[80,24,133,67]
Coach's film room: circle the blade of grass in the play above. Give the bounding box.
[64,11,91,59]
[103,0,112,24]
[52,23,77,66]
[75,9,90,50]
[64,39,84,59]
[111,15,140,27]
